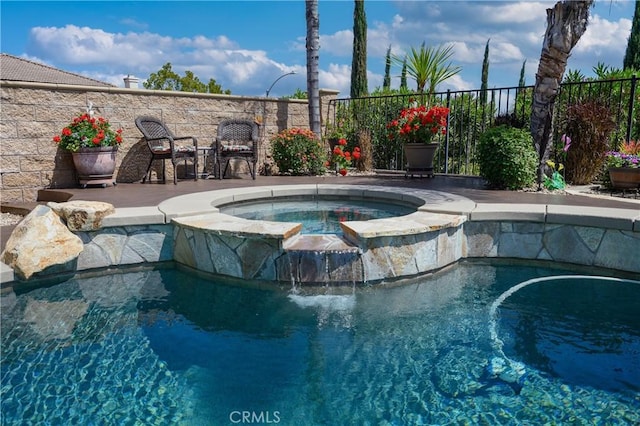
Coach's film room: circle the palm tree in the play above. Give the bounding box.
[393,43,461,98]
[305,0,321,137]
[530,0,594,186]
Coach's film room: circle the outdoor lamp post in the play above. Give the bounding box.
[265,71,296,97]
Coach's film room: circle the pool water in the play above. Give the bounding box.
[220,199,415,234]
[1,263,639,425]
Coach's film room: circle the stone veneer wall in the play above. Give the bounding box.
[465,221,639,273]
[76,224,174,271]
[15,218,634,286]
[0,81,339,203]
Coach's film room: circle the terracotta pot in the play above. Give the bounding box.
[403,142,438,178]
[71,146,117,188]
[608,167,640,190]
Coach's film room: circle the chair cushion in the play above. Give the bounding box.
[151,145,195,154]
[175,145,196,153]
[221,144,252,152]
[151,146,171,154]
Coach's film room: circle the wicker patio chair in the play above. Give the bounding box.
[135,116,198,184]
[215,119,260,179]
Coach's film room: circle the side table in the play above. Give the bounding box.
[197,146,217,179]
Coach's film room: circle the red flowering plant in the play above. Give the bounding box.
[386,104,450,144]
[53,112,123,152]
[326,138,361,176]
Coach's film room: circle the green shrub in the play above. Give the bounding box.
[477,125,537,190]
[270,128,326,175]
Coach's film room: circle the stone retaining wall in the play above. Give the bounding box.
[465,221,640,273]
[5,217,635,286]
[0,81,338,202]
[3,184,638,284]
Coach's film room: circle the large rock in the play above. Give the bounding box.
[48,200,115,231]
[0,205,83,280]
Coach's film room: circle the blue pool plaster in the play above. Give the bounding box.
[1,184,639,284]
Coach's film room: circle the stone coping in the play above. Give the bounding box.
[101,184,640,231]
[2,185,639,284]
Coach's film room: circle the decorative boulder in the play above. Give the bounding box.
[1,205,84,280]
[48,200,115,231]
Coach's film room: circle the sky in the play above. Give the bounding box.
[0,1,635,98]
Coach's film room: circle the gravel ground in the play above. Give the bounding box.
[0,212,24,226]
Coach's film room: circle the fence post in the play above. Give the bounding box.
[625,74,637,143]
[444,89,451,174]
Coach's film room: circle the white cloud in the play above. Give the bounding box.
[26,24,296,93]
[319,30,353,56]
[475,2,555,25]
[19,2,634,97]
[574,14,631,56]
[118,18,148,30]
[320,63,351,96]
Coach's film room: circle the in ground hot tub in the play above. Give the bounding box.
[171,185,470,286]
[220,197,416,235]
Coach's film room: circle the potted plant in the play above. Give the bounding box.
[53,108,123,188]
[386,103,450,177]
[604,140,640,190]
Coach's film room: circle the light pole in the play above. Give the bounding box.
[265,71,296,97]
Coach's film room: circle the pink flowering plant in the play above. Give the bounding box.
[270,128,327,175]
[605,140,640,169]
[53,112,123,152]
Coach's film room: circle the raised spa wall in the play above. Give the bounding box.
[2,185,639,284]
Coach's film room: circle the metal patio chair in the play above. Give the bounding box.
[135,116,198,184]
[215,119,260,179]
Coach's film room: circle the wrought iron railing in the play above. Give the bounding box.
[327,76,639,175]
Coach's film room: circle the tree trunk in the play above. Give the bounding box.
[306,0,321,138]
[530,0,593,186]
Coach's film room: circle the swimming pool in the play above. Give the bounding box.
[220,198,415,234]
[2,261,638,424]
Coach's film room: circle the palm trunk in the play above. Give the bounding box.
[530,0,593,186]
[306,0,321,138]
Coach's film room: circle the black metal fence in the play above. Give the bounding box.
[327,76,639,175]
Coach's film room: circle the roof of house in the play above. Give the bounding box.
[0,53,115,87]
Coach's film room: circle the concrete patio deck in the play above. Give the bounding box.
[2,173,639,254]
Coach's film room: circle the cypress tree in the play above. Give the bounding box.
[480,39,489,105]
[383,45,391,91]
[624,0,640,70]
[518,60,526,88]
[350,0,368,98]
[516,59,526,101]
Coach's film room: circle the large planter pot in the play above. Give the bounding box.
[403,142,439,178]
[71,146,117,188]
[608,167,640,190]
